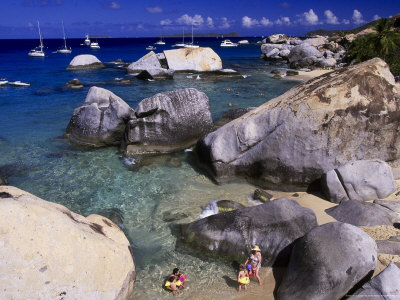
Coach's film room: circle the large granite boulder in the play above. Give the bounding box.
[0,186,135,300]
[123,88,213,155]
[126,51,163,73]
[288,43,324,69]
[349,263,400,299]
[163,47,222,72]
[374,199,400,213]
[261,43,294,60]
[66,54,105,70]
[66,86,135,146]
[265,34,289,44]
[325,200,400,226]
[321,160,397,203]
[304,36,328,48]
[277,222,377,300]
[181,198,318,264]
[197,58,400,187]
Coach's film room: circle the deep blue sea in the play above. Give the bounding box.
[0,37,299,299]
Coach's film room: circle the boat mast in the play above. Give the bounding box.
[182,28,184,44]
[62,20,67,48]
[191,25,194,44]
[37,21,44,51]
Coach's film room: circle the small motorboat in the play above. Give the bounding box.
[146,45,156,51]
[220,39,238,47]
[90,41,100,49]
[238,40,249,44]
[0,78,8,86]
[9,81,30,87]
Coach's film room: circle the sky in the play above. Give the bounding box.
[0,0,399,39]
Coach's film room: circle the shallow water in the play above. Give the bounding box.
[0,37,299,299]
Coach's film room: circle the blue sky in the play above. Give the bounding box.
[0,0,399,38]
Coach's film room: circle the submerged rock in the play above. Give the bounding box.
[66,54,105,70]
[277,222,377,300]
[197,58,400,187]
[325,200,400,226]
[0,186,135,299]
[65,78,84,89]
[321,160,397,203]
[181,198,318,264]
[66,86,135,146]
[164,47,222,72]
[123,88,213,155]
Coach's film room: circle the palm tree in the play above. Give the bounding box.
[372,18,399,61]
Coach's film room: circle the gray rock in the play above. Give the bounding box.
[349,263,400,300]
[181,198,318,264]
[277,222,377,300]
[325,200,400,226]
[318,58,336,68]
[286,70,299,76]
[65,78,83,89]
[214,107,253,128]
[66,87,135,146]
[290,39,303,46]
[374,200,400,213]
[216,200,245,213]
[322,160,397,203]
[253,189,272,202]
[126,51,162,73]
[123,88,213,155]
[66,54,105,70]
[136,68,174,80]
[288,43,323,69]
[196,58,400,187]
[376,240,400,255]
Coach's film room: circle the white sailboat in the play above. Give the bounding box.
[184,26,199,48]
[172,28,185,47]
[155,36,166,45]
[56,21,72,54]
[28,21,45,57]
[84,34,91,46]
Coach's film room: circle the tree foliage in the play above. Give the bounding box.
[346,18,400,76]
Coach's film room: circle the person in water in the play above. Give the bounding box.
[237,264,250,292]
[165,276,179,296]
[168,268,188,289]
[245,245,262,285]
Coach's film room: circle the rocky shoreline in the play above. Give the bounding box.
[2,39,400,299]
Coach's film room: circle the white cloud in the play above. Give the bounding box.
[146,6,162,13]
[302,9,319,25]
[373,14,381,21]
[219,17,231,29]
[352,9,365,24]
[260,17,273,27]
[108,1,120,9]
[324,10,339,25]
[242,16,259,28]
[137,24,144,30]
[275,16,291,25]
[160,19,172,26]
[342,19,350,25]
[206,17,214,28]
[176,14,204,26]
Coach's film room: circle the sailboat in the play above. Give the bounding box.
[28,21,45,57]
[84,34,91,46]
[184,26,199,48]
[172,28,185,47]
[56,21,72,54]
[155,36,166,45]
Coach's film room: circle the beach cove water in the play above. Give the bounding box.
[0,37,299,299]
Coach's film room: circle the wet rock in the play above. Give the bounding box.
[96,207,125,230]
[0,186,136,299]
[197,58,400,187]
[136,68,174,80]
[253,189,272,202]
[123,88,213,155]
[277,222,377,300]
[162,211,189,222]
[286,70,299,76]
[214,107,253,128]
[65,78,84,89]
[166,157,182,168]
[66,54,105,70]
[181,198,318,264]
[349,263,400,299]
[325,200,400,226]
[216,200,245,213]
[321,160,397,203]
[66,86,135,147]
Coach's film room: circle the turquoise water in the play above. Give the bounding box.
[0,37,299,299]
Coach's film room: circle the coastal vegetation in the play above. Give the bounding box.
[346,17,400,75]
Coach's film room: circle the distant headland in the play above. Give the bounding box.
[161,32,241,38]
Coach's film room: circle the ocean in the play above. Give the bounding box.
[0,37,299,299]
